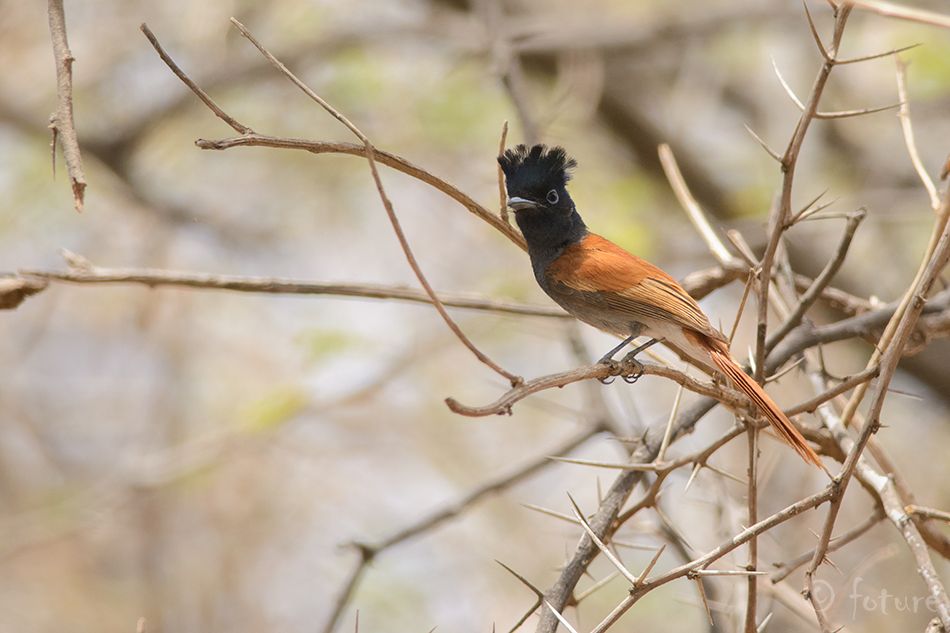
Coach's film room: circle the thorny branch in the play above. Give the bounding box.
[20,4,950,632]
[47,0,86,212]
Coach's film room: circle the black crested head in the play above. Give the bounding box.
[497,144,577,208]
[497,144,587,278]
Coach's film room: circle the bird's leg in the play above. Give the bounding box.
[596,336,661,384]
[597,334,639,366]
[618,338,662,384]
[596,334,637,384]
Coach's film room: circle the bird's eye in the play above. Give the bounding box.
[546,189,559,204]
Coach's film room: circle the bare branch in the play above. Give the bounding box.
[782,365,880,417]
[851,0,950,29]
[228,18,522,385]
[766,208,866,352]
[498,119,510,223]
[196,134,526,250]
[658,144,739,266]
[744,124,783,163]
[47,0,86,212]
[755,3,853,383]
[0,277,48,310]
[771,506,886,583]
[590,484,838,631]
[907,506,950,524]
[446,360,747,418]
[140,23,253,135]
[895,56,940,210]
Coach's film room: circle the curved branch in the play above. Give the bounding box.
[196,134,526,251]
[446,361,747,417]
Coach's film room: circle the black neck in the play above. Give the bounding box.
[515,206,588,283]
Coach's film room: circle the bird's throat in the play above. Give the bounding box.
[516,207,589,281]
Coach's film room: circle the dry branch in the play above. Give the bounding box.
[16,257,566,318]
[47,0,85,212]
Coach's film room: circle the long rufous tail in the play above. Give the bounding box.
[704,340,827,472]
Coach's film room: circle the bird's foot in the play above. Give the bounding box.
[597,358,622,384]
[619,352,644,384]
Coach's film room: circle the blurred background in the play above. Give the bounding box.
[2,0,950,631]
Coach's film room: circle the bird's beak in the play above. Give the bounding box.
[507,196,538,211]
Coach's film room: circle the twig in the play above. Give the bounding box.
[140,23,253,135]
[766,288,950,372]
[498,119,510,223]
[535,397,718,632]
[589,484,838,632]
[765,208,866,353]
[840,73,950,425]
[808,193,950,630]
[782,365,879,417]
[907,506,950,524]
[895,56,940,210]
[496,561,543,632]
[446,361,748,418]
[850,0,950,29]
[754,3,853,383]
[228,18,522,385]
[324,425,601,633]
[567,495,640,586]
[658,144,737,266]
[196,134,526,250]
[47,0,86,212]
[17,259,568,318]
[771,506,886,583]
[745,417,759,633]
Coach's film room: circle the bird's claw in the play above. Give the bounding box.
[598,356,644,384]
[620,353,644,384]
[598,358,622,384]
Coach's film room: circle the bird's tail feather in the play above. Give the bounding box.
[705,342,827,472]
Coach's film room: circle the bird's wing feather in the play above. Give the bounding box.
[545,234,724,340]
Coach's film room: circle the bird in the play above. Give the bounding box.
[497,143,825,471]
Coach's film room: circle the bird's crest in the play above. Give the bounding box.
[498,144,577,199]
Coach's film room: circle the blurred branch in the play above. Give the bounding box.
[895,56,940,211]
[479,0,539,145]
[850,0,950,29]
[47,0,85,212]
[658,144,740,267]
[0,277,48,310]
[323,424,605,633]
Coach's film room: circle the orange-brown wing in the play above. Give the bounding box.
[545,234,725,340]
